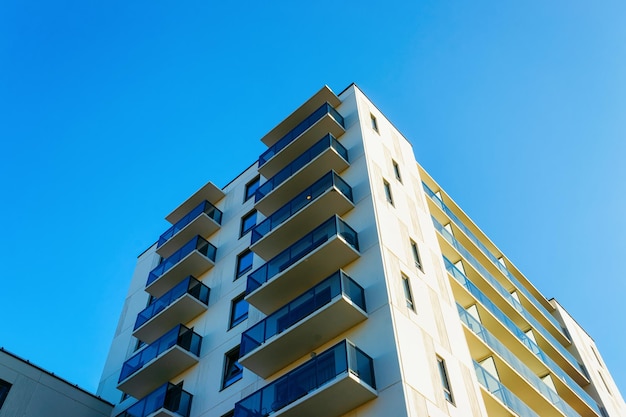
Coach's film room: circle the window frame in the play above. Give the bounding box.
[229,293,249,329]
[222,346,244,389]
[383,179,394,205]
[235,249,254,279]
[240,210,257,237]
[392,160,402,183]
[437,356,454,404]
[0,379,11,409]
[401,274,415,311]
[370,114,379,133]
[411,240,423,271]
[244,176,260,202]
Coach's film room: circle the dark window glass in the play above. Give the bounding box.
[221,411,234,417]
[0,379,11,409]
[411,240,422,270]
[437,356,454,403]
[240,210,257,237]
[370,114,378,132]
[236,250,254,279]
[222,347,243,389]
[393,160,402,182]
[230,294,248,328]
[245,176,260,201]
[402,274,414,311]
[383,180,394,205]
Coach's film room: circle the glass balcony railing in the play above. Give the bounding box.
[157,200,222,248]
[423,183,568,339]
[433,217,583,373]
[241,271,365,357]
[234,340,375,417]
[246,216,359,295]
[116,382,192,417]
[258,103,345,167]
[473,361,540,417]
[134,276,210,331]
[255,134,348,202]
[147,236,216,286]
[251,171,353,245]
[119,325,202,383]
[458,306,582,417]
[445,258,601,415]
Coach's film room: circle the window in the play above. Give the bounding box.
[240,210,257,237]
[244,176,260,201]
[221,411,235,417]
[222,346,243,389]
[437,356,454,404]
[370,114,379,132]
[383,180,394,205]
[393,160,402,182]
[411,240,422,270]
[229,294,249,328]
[0,379,11,409]
[235,250,254,279]
[401,274,415,311]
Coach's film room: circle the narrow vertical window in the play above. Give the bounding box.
[402,274,415,311]
[244,176,260,202]
[393,160,402,182]
[222,346,243,389]
[370,114,379,132]
[437,356,454,404]
[383,179,394,205]
[411,240,422,270]
[240,210,257,237]
[0,379,11,409]
[229,294,249,328]
[235,250,254,279]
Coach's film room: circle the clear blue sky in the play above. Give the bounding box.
[1,0,625,399]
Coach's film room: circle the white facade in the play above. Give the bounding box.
[98,84,626,417]
[0,348,112,417]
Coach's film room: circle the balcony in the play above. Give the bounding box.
[254,134,349,215]
[165,181,224,225]
[251,171,354,259]
[157,200,222,259]
[246,215,360,314]
[134,276,210,344]
[118,325,202,399]
[234,340,376,417]
[258,103,345,178]
[240,270,367,378]
[473,361,540,417]
[146,236,216,298]
[116,382,192,417]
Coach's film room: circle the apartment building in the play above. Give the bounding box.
[97,84,626,417]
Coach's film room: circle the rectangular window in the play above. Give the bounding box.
[240,210,257,237]
[383,179,394,205]
[411,240,422,270]
[222,347,243,389]
[229,294,249,329]
[235,250,254,279]
[0,379,11,409]
[402,274,415,311]
[393,160,402,182]
[437,356,454,404]
[370,114,378,132]
[245,176,260,201]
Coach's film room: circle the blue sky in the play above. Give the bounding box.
[1,0,625,399]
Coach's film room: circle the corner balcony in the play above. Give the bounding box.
[254,134,349,215]
[146,235,216,298]
[165,181,224,225]
[156,200,222,259]
[251,171,354,260]
[240,270,367,378]
[118,324,202,399]
[116,382,192,417]
[246,215,360,314]
[234,340,376,417]
[133,276,210,344]
[258,103,345,179]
